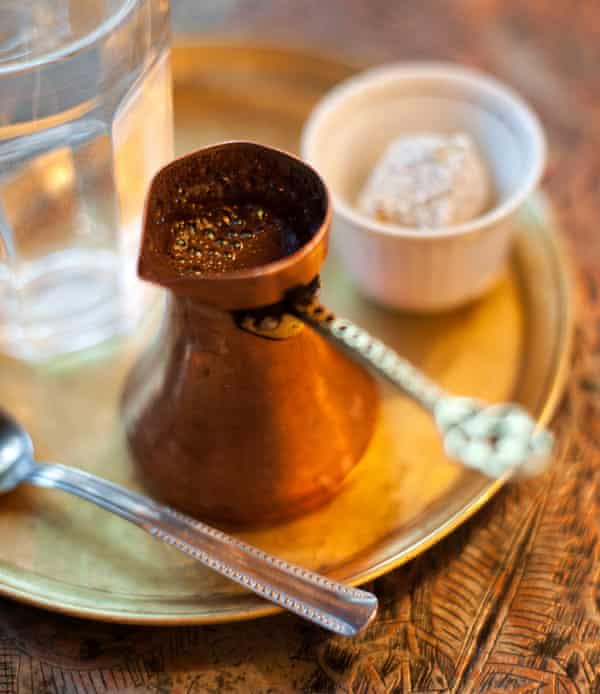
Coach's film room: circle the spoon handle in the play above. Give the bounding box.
[26,462,377,636]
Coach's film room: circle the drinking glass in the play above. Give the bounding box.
[0,0,173,361]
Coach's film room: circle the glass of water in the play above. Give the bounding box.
[0,0,173,361]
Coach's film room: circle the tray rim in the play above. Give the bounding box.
[0,41,576,625]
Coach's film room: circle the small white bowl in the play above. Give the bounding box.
[301,62,546,312]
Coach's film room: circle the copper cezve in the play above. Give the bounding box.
[122,142,378,525]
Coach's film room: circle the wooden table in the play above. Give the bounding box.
[4,2,599,691]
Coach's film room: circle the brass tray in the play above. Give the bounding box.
[0,41,574,624]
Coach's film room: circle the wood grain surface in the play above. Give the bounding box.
[2,1,598,692]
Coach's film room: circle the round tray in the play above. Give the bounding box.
[0,41,574,624]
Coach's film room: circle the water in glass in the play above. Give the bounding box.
[0,0,173,361]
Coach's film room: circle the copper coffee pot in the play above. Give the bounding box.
[122,142,378,526]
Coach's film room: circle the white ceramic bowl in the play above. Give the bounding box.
[301,62,546,312]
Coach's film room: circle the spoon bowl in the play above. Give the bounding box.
[0,411,35,492]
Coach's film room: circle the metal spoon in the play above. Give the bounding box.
[0,409,377,636]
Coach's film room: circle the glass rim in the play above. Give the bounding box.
[0,0,141,77]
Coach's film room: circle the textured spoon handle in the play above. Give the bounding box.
[293,301,554,478]
[27,463,377,636]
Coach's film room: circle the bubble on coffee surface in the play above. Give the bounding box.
[167,202,303,275]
